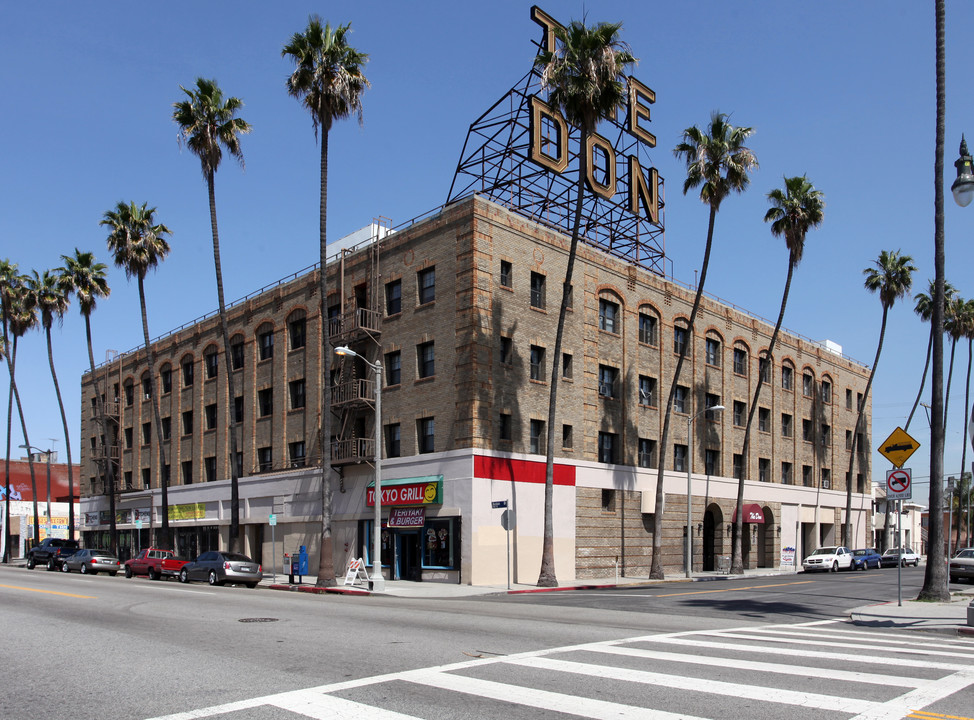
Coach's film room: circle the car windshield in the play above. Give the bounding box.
[810,548,836,556]
[956,550,974,559]
[883,549,900,555]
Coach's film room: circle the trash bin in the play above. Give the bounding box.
[717,555,731,574]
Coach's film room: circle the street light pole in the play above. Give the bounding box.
[335,346,385,592]
[686,404,724,579]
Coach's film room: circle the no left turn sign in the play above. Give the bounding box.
[886,468,913,500]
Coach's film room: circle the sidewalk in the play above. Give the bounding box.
[264,568,974,636]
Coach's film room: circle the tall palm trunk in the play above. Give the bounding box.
[4,349,13,561]
[84,313,117,554]
[958,339,972,550]
[205,169,241,553]
[539,127,590,587]
[845,306,888,546]
[944,335,958,433]
[651,203,718,579]
[734,256,796,573]
[317,126,336,587]
[138,275,170,549]
[905,330,933,432]
[44,324,74,540]
[7,338,40,542]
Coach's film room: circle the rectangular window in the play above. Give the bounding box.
[204,456,216,483]
[231,341,244,370]
[257,447,273,472]
[142,422,151,445]
[782,462,793,485]
[205,404,217,431]
[821,380,832,404]
[258,330,274,361]
[499,337,513,365]
[598,364,619,399]
[759,358,771,384]
[418,417,435,454]
[161,417,171,441]
[385,279,402,316]
[673,385,688,414]
[161,368,172,394]
[759,458,770,482]
[289,379,306,410]
[530,345,545,382]
[857,392,863,410]
[705,338,721,366]
[803,372,813,397]
[674,444,687,472]
[782,365,793,390]
[846,388,853,410]
[733,348,747,375]
[142,467,150,488]
[782,413,793,437]
[181,410,193,436]
[123,471,133,489]
[705,449,719,475]
[422,517,458,569]
[562,353,573,380]
[385,351,401,386]
[802,419,812,442]
[733,401,746,427]
[601,489,616,512]
[758,407,770,433]
[418,267,436,304]
[598,299,620,333]
[598,432,617,464]
[821,423,831,447]
[529,419,544,454]
[499,413,512,441]
[289,441,306,468]
[733,453,743,480]
[205,351,219,379]
[562,424,574,450]
[802,465,813,487]
[234,396,244,424]
[125,383,134,406]
[705,393,721,416]
[530,271,546,309]
[821,468,831,489]
[386,423,401,458]
[181,460,192,485]
[638,375,657,406]
[638,438,657,468]
[124,427,133,449]
[846,429,853,450]
[638,313,658,345]
[182,360,194,386]
[674,326,688,356]
[499,260,512,288]
[258,388,273,417]
[289,318,306,349]
[417,341,435,378]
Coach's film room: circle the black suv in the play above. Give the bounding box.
[26,538,80,571]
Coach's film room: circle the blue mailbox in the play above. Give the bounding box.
[297,545,309,575]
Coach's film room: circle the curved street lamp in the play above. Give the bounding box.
[686,404,724,578]
[953,137,974,551]
[334,345,385,592]
[19,443,54,540]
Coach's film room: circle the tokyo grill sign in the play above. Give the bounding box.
[367,476,443,507]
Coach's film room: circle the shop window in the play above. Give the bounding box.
[422,518,458,569]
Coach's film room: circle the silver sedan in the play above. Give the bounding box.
[178,551,263,588]
[949,548,974,583]
[62,549,121,576]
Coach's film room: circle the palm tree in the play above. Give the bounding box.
[30,270,76,540]
[102,201,172,548]
[59,250,112,549]
[1,259,17,562]
[173,77,251,554]
[846,250,916,546]
[735,176,823,573]
[530,18,635,586]
[942,295,966,437]
[905,280,956,432]
[954,300,974,537]
[919,0,949,602]
[652,112,757,579]
[283,16,369,587]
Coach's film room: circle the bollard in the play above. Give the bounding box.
[968,599,974,628]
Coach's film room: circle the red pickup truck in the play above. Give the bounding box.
[123,548,189,580]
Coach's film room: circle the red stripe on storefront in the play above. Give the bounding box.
[474,455,575,486]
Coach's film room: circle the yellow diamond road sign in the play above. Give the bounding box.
[878,426,920,468]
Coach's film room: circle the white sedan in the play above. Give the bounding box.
[802,546,854,572]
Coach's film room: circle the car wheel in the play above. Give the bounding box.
[61,562,69,573]
[148,567,158,581]
[110,572,117,577]
[124,565,132,578]
[208,570,220,586]
[80,563,88,574]
[913,559,919,567]
[831,561,838,572]
[47,559,56,571]
[179,568,189,584]
[26,556,35,569]
[861,561,868,571]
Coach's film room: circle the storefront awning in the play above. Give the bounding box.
[732,503,766,523]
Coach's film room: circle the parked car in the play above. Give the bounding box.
[850,548,882,571]
[62,549,120,576]
[123,547,190,580]
[178,551,263,588]
[25,538,80,571]
[949,547,974,583]
[802,546,854,572]
[880,547,920,567]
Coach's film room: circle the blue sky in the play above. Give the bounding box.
[3,1,974,509]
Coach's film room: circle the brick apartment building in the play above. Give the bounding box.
[78,194,872,583]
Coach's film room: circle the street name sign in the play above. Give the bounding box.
[886,468,913,500]
[878,426,920,468]
[491,500,508,509]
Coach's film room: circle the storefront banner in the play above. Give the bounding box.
[84,512,100,526]
[388,507,426,528]
[135,508,151,523]
[169,502,205,521]
[367,476,442,507]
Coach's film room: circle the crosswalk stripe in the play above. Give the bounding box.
[847,668,974,720]
[645,636,971,672]
[509,656,878,714]
[700,630,974,661]
[590,644,924,687]
[741,626,974,654]
[268,689,419,719]
[403,668,709,720]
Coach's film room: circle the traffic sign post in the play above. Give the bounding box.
[493,499,513,589]
[878,427,920,468]
[886,468,913,500]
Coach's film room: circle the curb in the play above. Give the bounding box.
[267,583,371,596]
